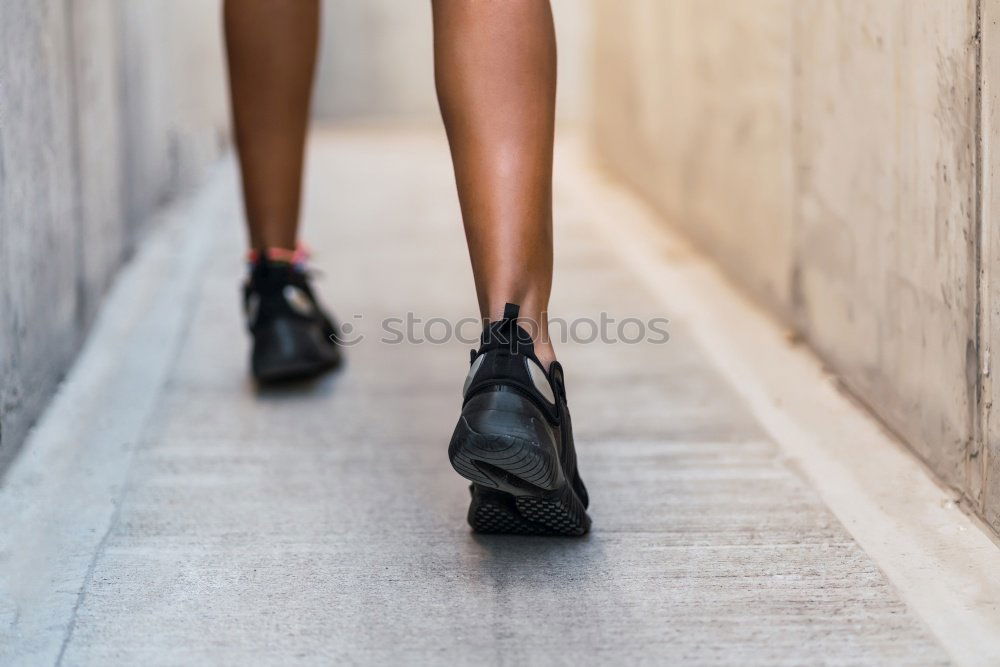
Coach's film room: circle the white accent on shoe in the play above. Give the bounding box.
[245,293,260,328]
[283,285,315,317]
[463,353,486,397]
[526,357,556,405]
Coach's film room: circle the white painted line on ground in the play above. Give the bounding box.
[562,144,1000,667]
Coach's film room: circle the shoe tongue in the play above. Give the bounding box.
[480,303,534,354]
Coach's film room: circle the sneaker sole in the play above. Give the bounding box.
[467,483,591,537]
[449,394,591,536]
[253,355,341,384]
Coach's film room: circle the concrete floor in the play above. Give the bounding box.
[3,128,997,665]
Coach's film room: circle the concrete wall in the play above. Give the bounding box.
[0,0,228,466]
[592,0,997,528]
[313,0,591,122]
[980,0,1000,530]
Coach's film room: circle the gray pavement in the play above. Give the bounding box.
[2,128,951,665]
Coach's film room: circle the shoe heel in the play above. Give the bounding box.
[252,318,340,382]
[448,389,565,495]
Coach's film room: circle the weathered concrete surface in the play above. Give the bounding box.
[565,145,1000,667]
[1,0,86,468]
[592,0,988,529]
[0,172,225,665]
[70,0,125,319]
[980,0,1000,532]
[592,0,796,315]
[793,0,979,496]
[117,0,228,231]
[0,0,228,467]
[0,129,957,665]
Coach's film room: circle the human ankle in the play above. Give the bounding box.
[484,300,556,369]
[533,340,557,370]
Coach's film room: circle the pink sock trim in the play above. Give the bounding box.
[247,244,311,268]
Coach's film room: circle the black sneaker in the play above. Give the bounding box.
[243,257,342,382]
[448,303,591,536]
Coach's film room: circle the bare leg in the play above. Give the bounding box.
[432,0,558,367]
[224,0,320,250]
